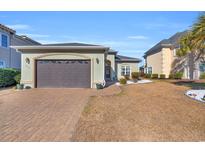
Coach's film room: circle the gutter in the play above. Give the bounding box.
[11,45,110,50]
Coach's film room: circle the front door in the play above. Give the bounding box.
[105,65,111,79]
[105,60,111,80]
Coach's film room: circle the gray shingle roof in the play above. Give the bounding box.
[0,24,16,34]
[108,49,118,54]
[42,42,101,46]
[116,55,141,62]
[16,35,41,45]
[144,31,188,58]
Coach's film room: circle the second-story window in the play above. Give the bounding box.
[1,34,8,48]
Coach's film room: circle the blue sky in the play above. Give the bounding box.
[0,11,201,64]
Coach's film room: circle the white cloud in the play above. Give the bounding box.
[128,35,148,40]
[6,24,30,30]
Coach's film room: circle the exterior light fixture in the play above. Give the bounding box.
[25,57,30,64]
[96,58,99,64]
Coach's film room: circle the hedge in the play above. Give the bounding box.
[0,68,20,87]
[169,74,174,79]
[159,74,166,79]
[119,78,127,84]
[145,74,151,78]
[151,74,158,79]
[14,73,21,84]
[200,73,205,79]
[174,72,183,79]
[131,72,139,79]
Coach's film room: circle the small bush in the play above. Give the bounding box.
[123,75,130,80]
[131,72,139,79]
[25,86,31,89]
[169,74,174,79]
[200,73,205,79]
[145,74,151,78]
[174,72,183,79]
[14,74,21,84]
[151,74,158,79]
[119,78,127,84]
[140,72,145,77]
[0,68,20,87]
[159,74,166,79]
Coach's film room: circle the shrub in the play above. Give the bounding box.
[25,86,31,89]
[123,75,130,80]
[0,68,20,87]
[174,72,183,79]
[96,83,103,89]
[145,74,151,78]
[119,78,127,84]
[151,74,158,79]
[159,74,166,79]
[140,72,145,77]
[131,72,139,80]
[200,73,205,79]
[169,74,174,79]
[14,74,21,84]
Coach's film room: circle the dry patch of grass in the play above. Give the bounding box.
[72,82,205,141]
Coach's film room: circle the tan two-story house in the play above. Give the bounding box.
[144,31,205,80]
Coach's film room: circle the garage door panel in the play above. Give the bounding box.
[36,60,91,88]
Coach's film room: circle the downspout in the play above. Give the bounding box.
[9,33,12,68]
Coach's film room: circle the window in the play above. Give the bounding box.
[0,60,5,68]
[199,62,205,72]
[1,34,8,48]
[121,66,130,76]
[147,67,152,74]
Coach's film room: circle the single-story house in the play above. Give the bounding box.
[13,43,141,88]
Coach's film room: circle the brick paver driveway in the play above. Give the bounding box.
[0,85,120,141]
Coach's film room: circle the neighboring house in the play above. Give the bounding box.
[13,43,141,88]
[144,31,205,79]
[0,24,40,69]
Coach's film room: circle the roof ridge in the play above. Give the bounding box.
[0,23,16,34]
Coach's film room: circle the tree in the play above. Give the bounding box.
[192,13,205,60]
[177,13,205,79]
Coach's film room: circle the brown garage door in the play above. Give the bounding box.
[36,60,91,88]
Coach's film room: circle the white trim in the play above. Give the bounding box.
[11,45,109,50]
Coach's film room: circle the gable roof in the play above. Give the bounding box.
[14,35,41,45]
[12,42,109,52]
[144,30,188,58]
[0,24,16,34]
[108,49,118,55]
[116,54,141,63]
[42,42,101,46]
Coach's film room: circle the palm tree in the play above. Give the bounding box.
[192,13,205,60]
[177,13,205,79]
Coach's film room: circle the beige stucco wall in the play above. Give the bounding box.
[21,51,105,88]
[107,54,116,80]
[161,48,173,78]
[116,62,138,80]
[146,51,162,75]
